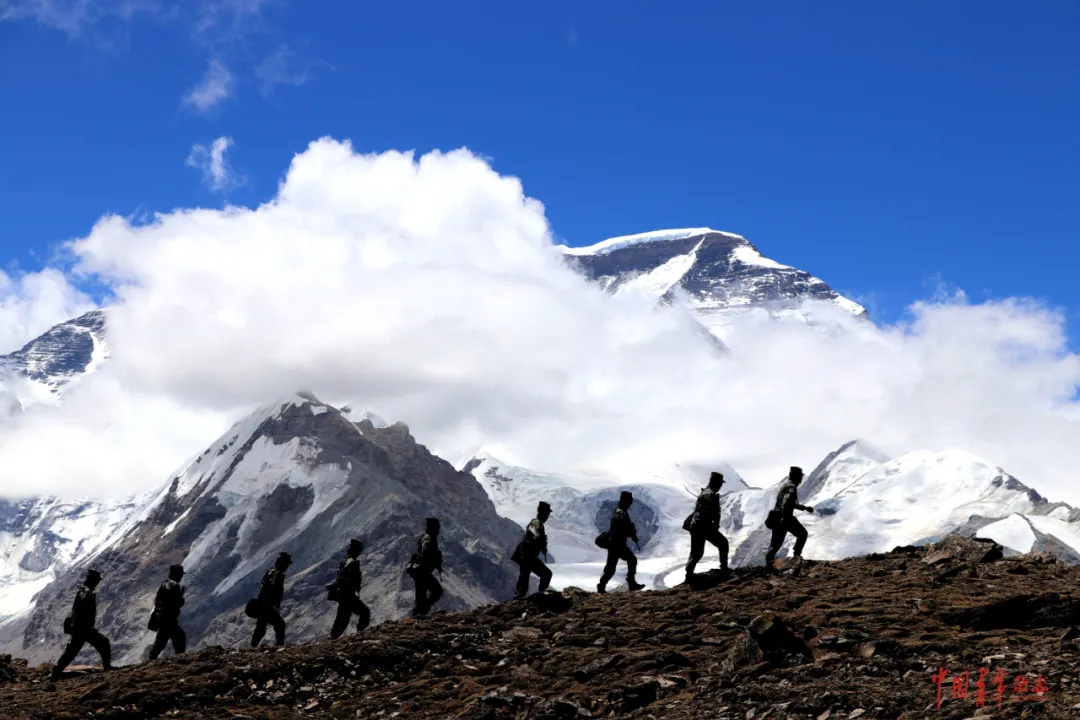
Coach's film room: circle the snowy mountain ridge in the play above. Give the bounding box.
[0,310,109,416]
[0,494,143,620]
[458,439,1080,592]
[561,228,867,340]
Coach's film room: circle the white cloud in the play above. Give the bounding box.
[254,43,332,98]
[1,138,1079,505]
[182,59,234,112]
[186,136,244,193]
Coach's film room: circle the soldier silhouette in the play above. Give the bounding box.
[408,518,443,616]
[148,564,187,659]
[330,539,371,638]
[51,569,112,681]
[513,501,553,600]
[765,466,815,572]
[598,491,645,593]
[251,552,292,646]
[684,471,729,583]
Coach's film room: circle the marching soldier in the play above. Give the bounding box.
[514,501,553,600]
[51,569,112,681]
[330,539,371,638]
[684,471,729,582]
[148,564,187,659]
[765,466,814,572]
[251,552,292,646]
[598,491,645,593]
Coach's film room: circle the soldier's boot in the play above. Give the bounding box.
[596,582,606,594]
[49,666,62,682]
[628,579,645,592]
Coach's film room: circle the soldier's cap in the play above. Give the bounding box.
[537,501,551,513]
[86,568,102,582]
[790,466,804,476]
[277,552,293,565]
[426,517,440,525]
[619,490,633,502]
[349,538,363,548]
[709,471,725,484]
[169,564,185,575]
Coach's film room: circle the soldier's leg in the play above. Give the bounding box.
[598,548,619,590]
[173,624,187,654]
[535,559,552,593]
[52,635,86,679]
[621,545,640,585]
[514,560,532,599]
[354,598,371,632]
[85,629,112,669]
[413,572,428,614]
[764,524,788,568]
[428,574,443,608]
[251,618,268,647]
[330,600,352,639]
[789,517,808,558]
[148,625,170,660]
[710,529,730,572]
[269,608,286,645]
[685,531,706,576]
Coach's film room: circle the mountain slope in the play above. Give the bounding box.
[7,393,524,666]
[561,228,867,340]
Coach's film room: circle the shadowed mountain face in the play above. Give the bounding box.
[0,310,107,390]
[9,394,524,666]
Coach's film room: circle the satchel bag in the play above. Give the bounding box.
[594,531,611,549]
[244,598,261,618]
[511,542,524,565]
[62,616,73,635]
[765,510,782,530]
[682,513,694,532]
[147,608,160,632]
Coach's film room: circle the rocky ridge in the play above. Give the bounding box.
[2,536,1079,718]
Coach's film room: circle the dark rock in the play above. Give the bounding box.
[572,654,623,682]
[747,611,813,663]
[619,679,659,712]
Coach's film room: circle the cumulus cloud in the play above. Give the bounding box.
[0,137,1079,504]
[182,58,234,112]
[186,136,244,193]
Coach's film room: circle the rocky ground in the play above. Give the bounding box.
[2,536,1080,719]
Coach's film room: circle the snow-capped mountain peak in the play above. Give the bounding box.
[559,227,743,256]
[560,228,867,342]
[0,310,109,413]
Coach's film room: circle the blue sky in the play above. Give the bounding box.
[1,1,1078,332]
